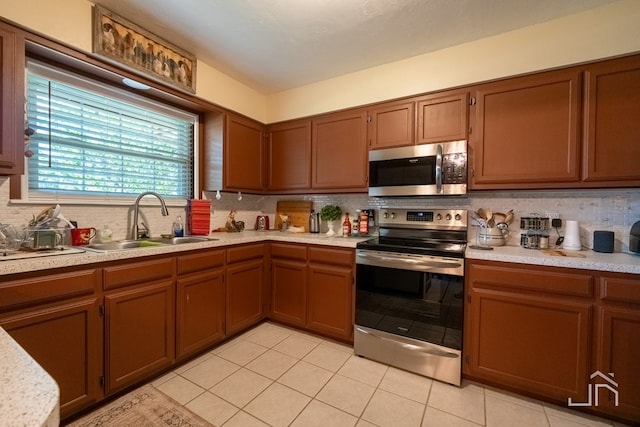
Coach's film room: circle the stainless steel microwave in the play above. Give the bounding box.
[368,140,467,196]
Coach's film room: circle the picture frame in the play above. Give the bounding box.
[92,4,196,94]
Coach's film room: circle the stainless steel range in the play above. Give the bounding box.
[354,208,467,385]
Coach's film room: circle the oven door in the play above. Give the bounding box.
[354,249,464,385]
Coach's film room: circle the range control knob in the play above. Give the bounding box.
[390,212,397,219]
[436,213,442,220]
[383,212,389,219]
[445,213,452,221]
[455,213,462,221]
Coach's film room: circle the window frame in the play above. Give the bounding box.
[12,56,201,207]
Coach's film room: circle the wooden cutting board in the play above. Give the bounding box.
[275,201,313,231]
[542,249,586,258]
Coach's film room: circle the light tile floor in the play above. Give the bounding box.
[147,322,629,427]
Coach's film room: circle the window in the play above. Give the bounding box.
[24,60,196,203]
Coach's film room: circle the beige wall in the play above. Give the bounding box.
[2,0,639,124]
[1,0,269,122]
[266,0,640,122]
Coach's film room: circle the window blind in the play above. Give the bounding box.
[26,61,195,199]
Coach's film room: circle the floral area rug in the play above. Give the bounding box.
[65,384,212,427]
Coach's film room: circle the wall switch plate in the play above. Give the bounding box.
[551,218,562,228]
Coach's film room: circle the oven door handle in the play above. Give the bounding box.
[357,251,461,270]
[356,327,459,358]
[435,143,443,193]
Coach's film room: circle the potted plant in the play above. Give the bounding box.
[320,205,342,236]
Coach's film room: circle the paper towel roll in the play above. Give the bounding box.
[563,220,581,251]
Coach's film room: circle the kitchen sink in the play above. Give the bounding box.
[83,236,217,252]
[147,236,213,245]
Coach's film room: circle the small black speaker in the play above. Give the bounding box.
[593,231,614,253]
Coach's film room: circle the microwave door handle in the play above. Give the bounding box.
[435,144,443,193]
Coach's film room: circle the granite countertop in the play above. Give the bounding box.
[0,327,59,427]
[466,244,640,275]
[0,230,372,276]
[1,231,638,276]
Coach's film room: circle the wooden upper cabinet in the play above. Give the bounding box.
[416,91,469,145]
[367,100,415,150]
[0,21,25,175]
[312,109,368,190]
[224,113,266,191]
[583,55,640,186]
[471,69,582,188]
[267,120,312,191]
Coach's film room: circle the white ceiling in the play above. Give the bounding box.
[94,0,616,94]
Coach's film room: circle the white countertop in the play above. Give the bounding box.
[0,230,371,276]
[1,231,638,276]
[466,244,640,275]
[0,327,59,427]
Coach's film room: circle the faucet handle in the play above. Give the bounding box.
[137,222,150,239]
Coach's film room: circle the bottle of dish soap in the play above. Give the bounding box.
[100,225,113,242]
[172,216,184,237]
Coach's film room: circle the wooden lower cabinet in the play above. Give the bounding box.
[307,247,354,341]
[464,260,593,403]
[1,297,102,418]
[226,244,266,335]
[103,258,175,395]
[595,274,640,422]
[0,268,102,418]
[176,250,226,360]
[270,243,307,327]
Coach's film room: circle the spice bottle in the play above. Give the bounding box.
[359,210,369,235]
[342,213,351,237]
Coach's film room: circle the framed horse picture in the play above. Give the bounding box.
[92,4,196,94]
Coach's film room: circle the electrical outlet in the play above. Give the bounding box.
[545,212,560,219]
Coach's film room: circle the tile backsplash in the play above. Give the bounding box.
[1,176,638,253]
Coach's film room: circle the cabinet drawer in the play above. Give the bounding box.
[468,261,593,298]
[177,249,225,275]
[103,258,175,290]
[271,243,307,260]
[0,269,100,311]
[599,275,640,305]
[226,243,265,264]
[308,247,354,267]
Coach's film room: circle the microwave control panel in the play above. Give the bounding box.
[442,153,467,184]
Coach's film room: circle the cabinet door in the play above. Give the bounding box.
[471,70,581,188]
[105,280,175,394]
[312,109,368,190]
[596,305,640,421]
[465,261,593,403]
[226,258,265,335]
[367,100,415,150]
[307,247,354,341]
[271,258,307,327]
[416,92,468,144]
[176,267,225,360]
[596,275,640,422]
[268,120,311,190]
[1,298,102,419]
[224,113,266,191]
[0,21,25,175]
[583,55,640,185]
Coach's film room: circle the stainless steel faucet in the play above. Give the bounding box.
[132,191,169,239]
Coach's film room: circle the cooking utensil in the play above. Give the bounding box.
[504,210,514,225]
